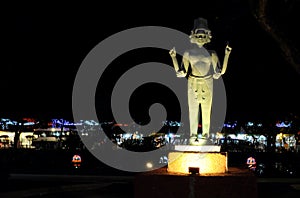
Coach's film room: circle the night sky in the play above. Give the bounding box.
[2,1,300,122]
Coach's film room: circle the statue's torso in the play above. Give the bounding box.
[187,48,212,76]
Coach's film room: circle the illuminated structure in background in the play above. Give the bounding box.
[72,154,82,168]
[246,156,256,171]
[169,17,232,145]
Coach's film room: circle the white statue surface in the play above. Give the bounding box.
[169,17,232,145]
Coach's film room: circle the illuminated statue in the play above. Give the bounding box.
[169,17,232,144]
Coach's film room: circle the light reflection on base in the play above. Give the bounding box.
[167,151,228,174]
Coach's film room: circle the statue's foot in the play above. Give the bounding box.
[189,135,205,145]
[199,133,209,140]
[189,134,216,145]
[189,134,198,145]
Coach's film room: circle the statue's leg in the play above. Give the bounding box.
[200,78,213,138]
[188,79,200,138]
[201,97,212,137]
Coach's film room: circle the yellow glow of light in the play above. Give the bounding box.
[146,162,153,169]
[167,152,227,174]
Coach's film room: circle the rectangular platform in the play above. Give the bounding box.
[134,167,258,198]
[174,145,221,152]
[168,151,228,174]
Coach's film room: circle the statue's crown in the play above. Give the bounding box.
[193,17,210,33]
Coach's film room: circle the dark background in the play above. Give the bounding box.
[1,1,300,123]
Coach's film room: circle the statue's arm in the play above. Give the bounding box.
[211,52,221,79]
[169,47,180,71]
[169,48,188,78]
[220,45,232,75]
[212,45,232,79]
[181,52,189,76]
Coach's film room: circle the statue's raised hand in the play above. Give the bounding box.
[225,44,232,56]
[169,47,177,58]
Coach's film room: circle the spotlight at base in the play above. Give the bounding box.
[146,162,153,169]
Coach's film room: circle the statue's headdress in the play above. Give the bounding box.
[191,17,211,35]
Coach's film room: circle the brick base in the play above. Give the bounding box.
[134,167,258,198]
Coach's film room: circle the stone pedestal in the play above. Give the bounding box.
[174,145,221,152]
[168,151,227,174]
[167,145,227,174]
[134,167,258,198]
[134,145,257,197]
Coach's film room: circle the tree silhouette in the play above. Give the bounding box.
[249,0,300,74]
